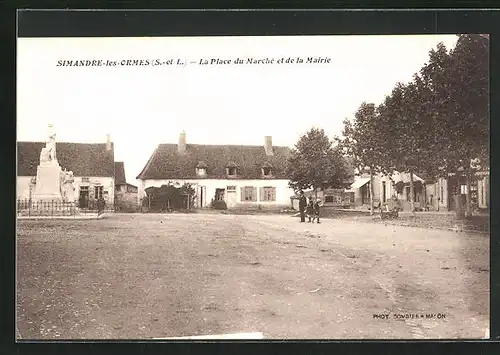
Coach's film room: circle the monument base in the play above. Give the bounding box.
[33,161,62,201]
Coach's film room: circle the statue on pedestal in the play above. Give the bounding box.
[33,124,64,202]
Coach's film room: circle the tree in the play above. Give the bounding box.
[383,82,421,213]
[339,102,386,215]
[287,128,352,197]
[418,35,489,217]
[145,182,196,212]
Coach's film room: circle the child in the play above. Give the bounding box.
[312,198,321,223]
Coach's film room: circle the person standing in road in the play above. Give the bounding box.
[307,196,314,222]
[298,191,307,223]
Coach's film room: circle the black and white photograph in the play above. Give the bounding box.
[16,30,489,340]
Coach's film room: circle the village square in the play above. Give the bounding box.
[16,34,489,340]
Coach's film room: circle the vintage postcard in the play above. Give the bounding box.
[16,33,490,340]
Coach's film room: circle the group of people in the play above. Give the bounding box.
[298,191,321,223]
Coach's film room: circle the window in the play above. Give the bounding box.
[95,186,103,199]
[440,185,444,201]
[196,168,207,177]
[227,167,237,176]
[227,185,236,192]
[82,177,89,183]
[325,195,334,203]
[262,167,272,176]
[260,187,276,201]
[242,186,257,201]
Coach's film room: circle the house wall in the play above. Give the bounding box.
[351,174,386,207]
[424,178,448,211]
[349,173,434,212]
[115,190,138,211]
[138,178,295,208]
[17,175,115,206]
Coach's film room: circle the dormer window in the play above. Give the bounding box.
[226,161,238,176]
[262,162,272,177]
[197,168,207,177]
[196,161,208,177]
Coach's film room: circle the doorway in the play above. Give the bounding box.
[226,186,237,207]
[79,186,89,208]
[199,186,204,207]
[215,188,225,201]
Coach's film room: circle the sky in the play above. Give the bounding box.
[17,35,459,184]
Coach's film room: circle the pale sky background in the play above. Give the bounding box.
[17,35,458,184]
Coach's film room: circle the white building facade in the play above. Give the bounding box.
[136,132,295,210]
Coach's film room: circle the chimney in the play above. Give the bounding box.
[178,130,186,155]
[264,136,273,156]
[106,133,112,151]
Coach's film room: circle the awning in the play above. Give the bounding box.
[391,172,424,184]
[347,177,371,190]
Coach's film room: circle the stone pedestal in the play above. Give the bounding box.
[33,161,63,202]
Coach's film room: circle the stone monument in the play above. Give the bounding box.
[32,124,75,203]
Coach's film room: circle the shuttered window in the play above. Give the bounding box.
[241,186,257,201]
[260,187,276,201]
[324,195,334,203]
[94,186,103,199]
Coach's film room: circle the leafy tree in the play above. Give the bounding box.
[376,79,435,213]
[145,182,195,211]
[418,35,489,217]
[343,35,488,217]
[339,102,386,215]
[287,128,352,197]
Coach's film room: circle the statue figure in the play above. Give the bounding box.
[64,171,75,202]
[46,130,57,162]
[59,169,75,202]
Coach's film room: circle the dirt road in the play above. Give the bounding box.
[16,213,489,339]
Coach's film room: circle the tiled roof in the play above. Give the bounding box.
[114,162,126,185]
[17,141,115,177]
[136,144,292,180]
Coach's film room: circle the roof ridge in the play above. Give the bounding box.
[136,143,292,180]
[17,141,112,145]
[158,143,291,149]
